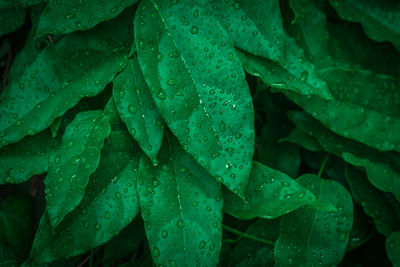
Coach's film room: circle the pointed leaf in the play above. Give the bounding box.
[30,117,140,264]
[288,111,400,201]
[345,166,400,236]
[113,55,164,161]
[0,130,59,184]
[36,0,138,36]
[135,0,255,197]
[138,134,223,266]
[274,174,354,267]
[224,161,335,220]
[330,0,400,52]
[0,21,128,148]
[45,110,111,227]
[386,232,400,267]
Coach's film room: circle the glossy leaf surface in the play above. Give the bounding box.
[30,111,140,263]
[44,110,111,227]
[288,111,400,201]
[36,0,138,36]
[138,134,223,266]
[330,0,400,51]
[0,24,128,148]
[224,161,335,220]
[135,0,255,197]
[0,130,59,184]
[113,55,164,161]
[274,174,353,267]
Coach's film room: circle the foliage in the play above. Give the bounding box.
[0,0,399,266]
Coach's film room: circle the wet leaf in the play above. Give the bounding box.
[224,161,335,220]
[44,110,111,227]
[138,134,223,266]
[274,174,354,267]
[30,114,140,263]
[0,22,128,148]
[330,0,400,52]
[386,232,400,267]
[0,7,26,38]
[113,55,164,161]
[36,0,138,36]
[135,0,255,197]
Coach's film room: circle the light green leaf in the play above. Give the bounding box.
[274,174,353,267]
[0,22,128,148]
[287,111,400,201]
[138,134,223,266]
[36,0,138,36]
[345,166,400,236]
[30,116,140,264]
[135,0,255,197]
[330,0,400,52]
[113,55,164,161]
[0,129,59,184]
[45,110,111,227]
[0,194,34,261]
[387,232,400,267]
[230,219,279,267]
[224,161,335,220]
[0,7,26,38]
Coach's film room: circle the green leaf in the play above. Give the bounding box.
[113,55,164,161]
[0,129,59,184]
[230,219,279,267]
[137,134,223,266]
[0,23,128,148]
[0,194,34,262]
[224,161,335,220]
[282,128,323,152]
[0,242,17,267]
[243,50,400,152]
[274,174,354,267]
[345,166,400,236]
[36,0,138,36]
[386,232,400,267]
[44,110,111,227]
[0,7,26,38]
[288,111,400,201]
[30,116,140,264]
[0,0,44,8]
[330,0,400,52]
[135,0,255,197]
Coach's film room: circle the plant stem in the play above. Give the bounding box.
[222,225,275,246]
[318,154,330,177]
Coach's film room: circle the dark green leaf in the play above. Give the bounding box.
[30,115,140,264]
[135,0,255,197]
[113,55,164,161]
[282,128,323,152]
[224,161,335,220]
[0,7,26,38]
[36,0,138,36]
[138,134,223,266]
[0,242,17,267]
[0,129,59,184]
[44,110,111,227]
[0,23,128,148]
[330,0,400,52]
[230,219,279,267]
[345,166,400,236]
[0,194,34,262]
[288,111,400,201]
[0,0,44,8]
[386,232,400,267]
[274,174,354,267]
